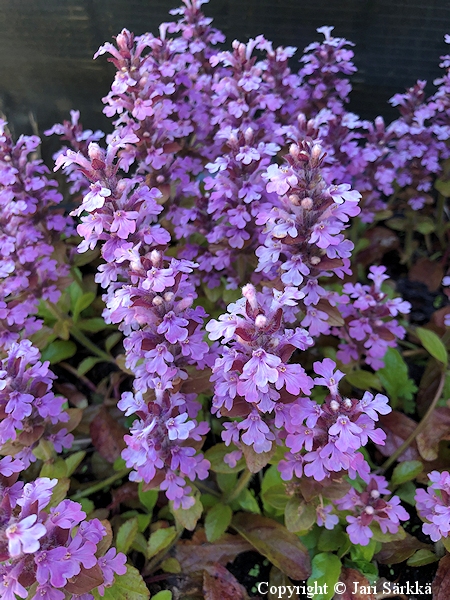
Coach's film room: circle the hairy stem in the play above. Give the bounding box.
[381,367,447,472]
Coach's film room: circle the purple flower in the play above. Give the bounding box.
[6,515,46,556]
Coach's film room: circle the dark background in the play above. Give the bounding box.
[1,0,450,149]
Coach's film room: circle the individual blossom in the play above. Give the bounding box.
[335,476,409,545]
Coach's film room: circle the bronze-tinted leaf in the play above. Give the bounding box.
[417,407,450,461]
[378,412,420,461]
[374,532,429,564]
[409,258,444,292]
[335,568,376,599]
[64,564,104,594]
[203,563,248,600]
[433,554,450,599]
[242,444,275,473]
[90,406,127,463]
[231,513,311,580]
[175,531,252,573]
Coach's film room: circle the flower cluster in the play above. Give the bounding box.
[55,134,212,508]
[207,284,314,460]
[333,266,411,370]
[0,476,126,599]
[297,26,356,116]
[335,476,409,545]
[415,471,450,542]
[0,340,73,468]
[279,359,390,482]
[0,120,72,349]
[256,139,361,301]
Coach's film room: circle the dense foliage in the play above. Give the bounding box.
[1,1,450,598]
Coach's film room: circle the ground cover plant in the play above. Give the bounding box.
[1,1,450,598]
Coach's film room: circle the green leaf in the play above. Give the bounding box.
[396,481,418,505]
[262,485,289,511]
[345,370,382,392]
[79,498,94,515]
[116,517,139,554]
[318,526,347,552]
[151,592,172,600]
[435,178,450,196]
[378,348,418,407]
[416,327,448,365]
[65,451,86,477]
[78,357,101,376]
[416,217,435,235]
[284,497,316,533]
[138,484,158,513]
[40,458,67,479]
[391,460,423,487]
[232,512,311,580]
[160,558,181,574]
[407,549,438,567]
[105,331,123,352]
[216,472,237,494]
[307,553,341,600]
[205,503,232,542]
[172,496,203,531]
[92,565,150,600]
[147,526,177,559]
[41,340,77,364]
[234,489,261,514]
[73,291,96,322]
[205,443,246,473]
[78,318,110,333]
[68,281,84,311]
[350,538,377,562]
[203,283,223,303]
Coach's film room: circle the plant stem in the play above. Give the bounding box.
[70,467,131,501]
[223,468,253,504]
[381,367,447,473]
[70,325,114,364]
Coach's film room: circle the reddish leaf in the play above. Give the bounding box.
[64,564,104,594]
[203,563,248,600]
[409,258,444,292]
[374,532,429,564]
[417,407,450,461]
[378,412,420,461]
[242,443,275,473]
[90,406,127,463]
[433,554,450,599]
[299,477,350,503]
[335,568,376,599]
[96,520,113,557]
[182,367,213,394]
[316,300,344,326]
[231,513,311,580]
[175,532,252,573]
